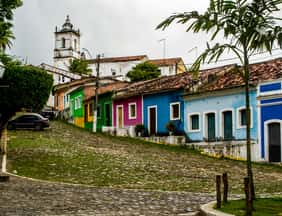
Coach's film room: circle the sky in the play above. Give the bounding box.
[9,0,282,69]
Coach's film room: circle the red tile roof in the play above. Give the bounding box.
[148,58,183,67]
[192,58,282,93]
[114,58,282,98]
[87,55,148,64]
[53,77,96,93]
[84,81,129,102]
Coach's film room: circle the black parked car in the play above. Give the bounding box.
[39,110,56,120]
[7,113,50,130]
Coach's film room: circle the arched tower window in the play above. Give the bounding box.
[74,39,77,51]
[62,38,66,48]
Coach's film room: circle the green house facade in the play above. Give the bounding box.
[97,92,113,132]
[69,87,84,128]
[85,92,113,132]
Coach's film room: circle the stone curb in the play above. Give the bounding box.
[200,201,234,216]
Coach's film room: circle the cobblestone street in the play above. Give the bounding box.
[0,176,214,216]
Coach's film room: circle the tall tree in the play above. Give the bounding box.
[126,61,161,82]
[0,0,22,52]
[157,0,282,214]
[69,58,92,75]
[0,56,53,173]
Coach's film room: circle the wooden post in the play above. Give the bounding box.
[244,177,252,216]
[216,175,221,208]
[222,172,228,203]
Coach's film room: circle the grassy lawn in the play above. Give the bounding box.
[219,198,282,216]
[6,121,282,193]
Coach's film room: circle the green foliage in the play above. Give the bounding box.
[166,121,176,133]
[0,0,22,51]
[69,58,92,75]
[219,198,282,216]
[157,0,282,72]
[126,61,161,82]
[0,52,21,67]
[158,1,282,207]
[0,62,53,127]
[135,124,145,136]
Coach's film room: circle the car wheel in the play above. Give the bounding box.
[7,124,14,130]
[35,124,42,131]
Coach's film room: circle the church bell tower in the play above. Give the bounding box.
[54,15,81,70]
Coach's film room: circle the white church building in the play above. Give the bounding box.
[43,15,187,108]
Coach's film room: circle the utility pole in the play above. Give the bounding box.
[158,38,166,61]
[93,54,101,133]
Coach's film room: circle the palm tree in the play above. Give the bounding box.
[157,0,282,213]
[69,59,92,75]
[0,22,15,52]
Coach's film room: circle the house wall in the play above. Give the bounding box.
[176,62,186,74]
[184,90,258,141]
[70,88,84,128]
[113,96,142,127]
[83,101,93,131]
[159,65,176,76]
[97,93,113,131]
[258,80,282,162]
[143,90,185,135]
[89,60,145,81]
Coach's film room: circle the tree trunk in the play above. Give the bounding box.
[243,49,256,205]
[0,128,7,173]
[0,113,14,174]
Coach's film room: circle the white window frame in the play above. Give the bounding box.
[188,112,201,132]
[128,102,137,120]
[236,106,253,129]
[77,97,81,109]
[264,119,282,162]
[257,80,282,97]
[74,97,77,110]
[75,96,82,110]
[170,102,180,121]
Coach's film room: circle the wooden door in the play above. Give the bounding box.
[149,107,157,135]
[207,113,215,141]
[268,123,281,162]
[223,111,233,140]
[84,104,88,122]
[105,103,111,126]
[117,106,123,128]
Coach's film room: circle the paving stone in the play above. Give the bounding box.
[0,176,214,215]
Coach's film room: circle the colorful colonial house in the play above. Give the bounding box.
[148,57,187,76]
[112,92,143,136]
[258,79,282,162]
[83,81,128,131]
[53,77,96,113]
[257,59,282,162]
[113,73,193,136]
[69,86,85,127]
[184,58,282,161]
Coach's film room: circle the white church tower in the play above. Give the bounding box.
[54,15,81,70]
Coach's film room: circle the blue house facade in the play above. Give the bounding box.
[258,79,282,162]
[143,90,185,135]
[184,88,258,142]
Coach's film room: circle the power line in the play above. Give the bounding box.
[184,48,282,66]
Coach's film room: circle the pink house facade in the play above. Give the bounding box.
[113,95,143,129]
